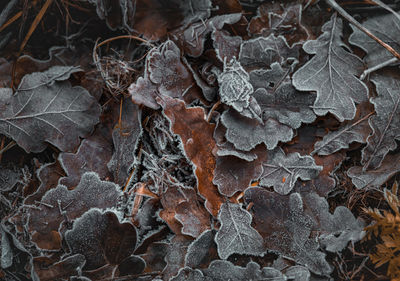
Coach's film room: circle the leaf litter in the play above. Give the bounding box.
[0,1,399,280]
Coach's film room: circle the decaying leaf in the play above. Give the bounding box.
[27,172,121,250]
[59,131,113,188]
[158,96,224,217]
[212,29,242,63]
[173,13,242,57]
[239,34,299,68]
[0,66,101,153]
[107,99,142,186]
[248,2,310,46]
[292,14,368,121]
[362,73,400,170]
[185,229,218,269]
[260,148,322,195]
[213,145,266,196]
[215,202,264,259]
[65,209,137,270]
[33,254,86,281]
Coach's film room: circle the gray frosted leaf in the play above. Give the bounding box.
[0,67,101,153]
[239,34,299,67]
[163,235,192,280]
[312,108,373,156]
[176,13,242,58]
[284,266,310,281]
[292,14,368,122]
[28,172,121,250]
[148,40,194,97]
[215,203,264,259]
[179,0,212,27]
[250,62,316,129]
[170,267,209,281]
[212,28,242,63]
[185,229,218,269]
[107,99,142,186]
[349,13,400,67]
[348,153,400,189]
[244,189,333,275]
[362,74,400,170]
[302,193,365,253]
[218,58,261,121]
[1,228,13,269]
[221,108,293,151]
[203,260,265,281]
[260,148,322,195]
[216,141,258,162]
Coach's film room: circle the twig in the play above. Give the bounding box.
[369,0,400,22]
[326,0,400,61]
[361,57,399,80]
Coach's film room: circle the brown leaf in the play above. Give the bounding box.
[59,130,113,188]
[158,96,224,217]
[33,254,86,281]
[28,172,121,250]
[213,145,267,197]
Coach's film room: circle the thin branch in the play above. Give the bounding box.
[326,0,400,61]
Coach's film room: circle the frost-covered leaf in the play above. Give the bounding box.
[185,230,218,269]
[129,40,198,110]
[292,14,368,122]
[218,58,261,120]
[212,29,242,63]
[117,255,146,277]
[158,96,224,217]
[28,172,121,250]
[239,34,299,68]
[173,13,242,57]
[148,40,195,97]
[107,99,142,186]
[159,185,210,237]
[302,192,365,253]
[0,66,101,153]
[349,13,400,67]
[129,76,160,109]
[170,267,209,281]
[221,108,293,151]
[65,209,137,270]
[59,130,112,188]
[163,235,192,280]
[248,2,310,46]
[249,62,316,129]
[312,103,373,156]
[244,188,332,275]
[33,254,86,281]
[362,73,400,170]
[260,148,322,195]
[348,153,400,189]
[24,161,63,205]
[213,145,266,196]
[203,260,274,281]
[215,202,264,259]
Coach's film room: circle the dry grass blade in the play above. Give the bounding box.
[0,11,22,33]
[18,0,53,54]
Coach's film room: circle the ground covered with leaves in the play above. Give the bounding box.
[0,0,400,280]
